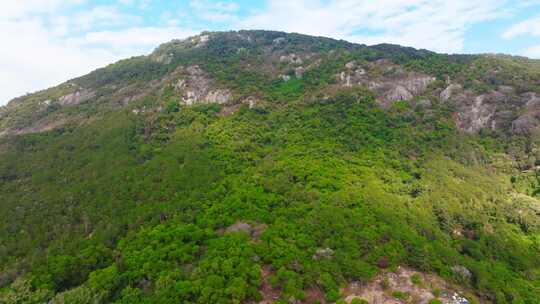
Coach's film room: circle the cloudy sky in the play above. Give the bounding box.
[2,0,540,105]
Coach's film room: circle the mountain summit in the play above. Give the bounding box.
[1,30,540,303]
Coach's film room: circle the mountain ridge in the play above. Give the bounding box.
[1,30,539,139]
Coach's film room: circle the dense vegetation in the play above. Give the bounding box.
[1,31,540,303]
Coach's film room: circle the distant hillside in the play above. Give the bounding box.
[0,30,540,304]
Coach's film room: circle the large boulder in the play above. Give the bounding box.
[58,89,95,106]
[384,85,413,101]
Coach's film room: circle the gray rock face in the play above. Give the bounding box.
[225,222,252,234]
[58,90,95,106]
[273,37,286,45]
[512,93,540,134]
[400,76,435,95]
[440,84,462,101]
[279,53,303,65]
[456,94,496,133]
[451,265,472,281]
[336,60,434,104]
[385,85,413,101]
[176,65,232,105]
[193,34,210,48]
[224,221,267,238]
[206,90,232,104]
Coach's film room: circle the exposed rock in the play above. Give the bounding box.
[58,90,95,106]
[280,53,303,65]
[226,222,252,234]
[177,65,232,105]
[206,90,232,104]
[40,99,51,106]
[512,115,538,135]
[400,76,435,95]
[457,95,496,133]
[273,37,286,44]
[343,266,474,304]
[452,90,512,133]
[355,68,366,76]
[385,85,413,101]
[451,265,472,281]
[440,84,462,101]
[512,93,540,134]
[225,221,267,238]
[312,247,334,260]
[294,67,305,79]
[243,97,259,109]
[174,79,186,90]
[345,61,356,69]
[450,292,470,304]
[335,60,434,104]
[498,85,514,94]
[5,118,69,136]
[194,34,210,47]
[524,92,540,108]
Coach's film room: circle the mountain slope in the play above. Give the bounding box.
[0,30,540,304]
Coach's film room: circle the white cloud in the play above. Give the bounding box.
[69,27,197,53]
[502,14,540,39]
[189,0,239,23]
[0,18,117,105]
[1,0,537,105]
[523,44,540,58]
[0,3,195,106]
[1,0,85,19]
[239,0,509,53]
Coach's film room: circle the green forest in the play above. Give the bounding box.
[0,31,540,303]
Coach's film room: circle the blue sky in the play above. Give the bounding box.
[1,0,540,105]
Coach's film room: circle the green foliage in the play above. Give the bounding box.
[392,290,410,300]
[0,278,52,304]
[1,30,540,304]
[351,298,369,304]
[411,273,422,286]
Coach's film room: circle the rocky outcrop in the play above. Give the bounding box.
[279,53,303,65]
[440,84,524,134]
[224,221,267,238]
[343,266,475,304]
[452,265,472,282]
[400,76,435,95]
[384,85,414,101]
[511,93,540,134]
[312,247,334,260]
[335,59,435,104]
[2,118,69,137]
[175,66,232,105]
[457,95,497,133]
[440,84,462,101]
[58,89,95,106]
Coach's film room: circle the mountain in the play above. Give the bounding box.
[0,30,539,304]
